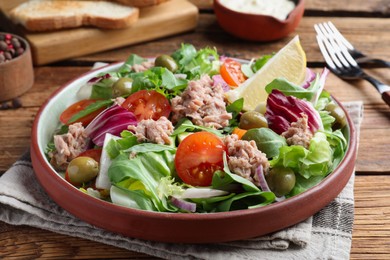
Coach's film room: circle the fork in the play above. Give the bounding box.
[315,23,390,107]
[315,21,390,68]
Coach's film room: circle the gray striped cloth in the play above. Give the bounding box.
[0,101,363,260]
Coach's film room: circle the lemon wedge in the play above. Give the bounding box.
[225,35,307,111]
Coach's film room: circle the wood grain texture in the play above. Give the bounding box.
[69,16,390,68]
[306,0,390,15]
[0,0,199,65]
[189,0,390,15]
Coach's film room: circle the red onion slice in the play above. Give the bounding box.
[256,165,271,192]
[85,104,137,146]
[212,74,230,92]
[180,187,228,199]
[301,68,316,89]
[171,197,196,212]
[91,113,137,146]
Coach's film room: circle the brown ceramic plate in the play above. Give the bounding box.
[31,62,357,243]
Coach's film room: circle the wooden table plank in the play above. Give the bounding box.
[351,175,390,259]
[69,16,390,68]
[1,2,389,259]
[189,0,390,16]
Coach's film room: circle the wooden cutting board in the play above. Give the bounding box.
[0,0,199,65]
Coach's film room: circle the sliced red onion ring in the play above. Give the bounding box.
[256,165,271,192]
[179,187,228,199]
[301,68,316,89]
[174,73,187,79]
[171,197,196,212]
[85,104,137,146]
[275,196,286,202]
[311,67,330,104]
[85,104,125,135]
[212,74,230,92]
[91,113,137,146]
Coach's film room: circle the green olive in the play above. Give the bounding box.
[112,77,133,97]
[266,167,296,197]
[239,110,268,130]
[67,156,99,184]
[325,102,347,128]
[154,55,178,72]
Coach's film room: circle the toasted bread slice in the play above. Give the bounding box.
[113,0,170,7]
[9,0,140,31]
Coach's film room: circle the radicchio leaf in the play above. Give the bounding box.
[87,73,111,83]
[85,104,137,146]
[265,89,323,135]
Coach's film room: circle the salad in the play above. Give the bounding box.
[46,43,348,213]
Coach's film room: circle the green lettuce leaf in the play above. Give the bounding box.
[108,147,177,212]
[194,153,276,212]
[110,185,157,211]
[217,191,275,211]
[270,132,333,179]
[172,43,220,78]
[265,75,320,101]
[287,174,324,197]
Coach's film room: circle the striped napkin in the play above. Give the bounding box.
[0,101,363,260]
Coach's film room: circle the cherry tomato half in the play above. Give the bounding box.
[60,99,105,126]
[78,148,102,162]
[121,90,171,121]
[175,132,227,187]
[220,58,246,87]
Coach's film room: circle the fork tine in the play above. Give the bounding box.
[325,21,354,51]
[315,34,337,70]
[315,24,345,70]
[332,34,359,68]
[318,22,360,69]
[317,23,352,69]
[315,22,390,105]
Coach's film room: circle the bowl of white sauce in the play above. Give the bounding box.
[214,0,305,41]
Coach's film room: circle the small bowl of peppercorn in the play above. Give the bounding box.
[0,32,34,106]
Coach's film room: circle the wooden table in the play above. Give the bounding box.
[1,0,389,259]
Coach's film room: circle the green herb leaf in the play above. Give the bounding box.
[252,54,273,72]
[172,118,223,137]
[242,128,287,158]
[118,54,147,74]
[172,43,220,79]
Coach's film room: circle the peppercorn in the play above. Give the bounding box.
[0,33,25,63]
[0,41,7,51]
[0,98,23,110]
